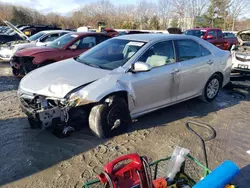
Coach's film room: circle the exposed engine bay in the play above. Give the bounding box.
[234,45,250,54]
[232,30,250,55]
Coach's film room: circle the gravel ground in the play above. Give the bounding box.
[0,61,249,188]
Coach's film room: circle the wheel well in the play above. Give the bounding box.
[213,72,224,86]
[102,91,128,104]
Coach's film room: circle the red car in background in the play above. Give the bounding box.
[10,32,111,76]
[184,28,227,50]
[223,32,239,50]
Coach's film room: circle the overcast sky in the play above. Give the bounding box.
[1,0,249,18]
[0,0,141,14]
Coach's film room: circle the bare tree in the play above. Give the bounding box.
[136,0,157,29]
[158,0,172,29]
[172,0,189,28]
[0,3,13,22]
[189,0,209,27]
[229,0,249,31]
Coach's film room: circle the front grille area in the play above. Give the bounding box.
[12,56,36,72]
[236,55,250,62]
[20,97,39,110]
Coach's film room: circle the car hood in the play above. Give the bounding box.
[237,29,250,44]
[3,20,30,41]
[15,46,58,56]
[19,58,110,98]
[14,42,36,49]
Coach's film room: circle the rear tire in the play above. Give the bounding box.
[200,74,221,102]
[89,96,131,139]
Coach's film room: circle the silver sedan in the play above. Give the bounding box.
[18,34,232,138]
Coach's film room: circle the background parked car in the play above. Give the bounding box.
[223,31,239,50]
[17,34,232,138]
[0,30,70,61]
[184,28,226,50]
[231,29,250,74]
[10,32,111,76]
[0,26,8,33]
[0,21,61,44]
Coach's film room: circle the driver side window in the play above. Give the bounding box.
[70,36,97,50]
[138,41,176,68]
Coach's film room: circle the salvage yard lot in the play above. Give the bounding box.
[0,61,249,187]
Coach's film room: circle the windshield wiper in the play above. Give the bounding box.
[74,57,111,70]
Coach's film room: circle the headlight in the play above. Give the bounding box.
[68,90,90,107]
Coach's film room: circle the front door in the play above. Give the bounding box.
[175,39,214,100]
[128,41,181,116]
[63,36,98,60]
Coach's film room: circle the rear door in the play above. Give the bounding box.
[216,30,225,49]
[175,39,214,100]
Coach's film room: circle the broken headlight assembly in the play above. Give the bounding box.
[67,90,90,107]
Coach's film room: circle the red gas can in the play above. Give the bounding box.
[98,153,151,188]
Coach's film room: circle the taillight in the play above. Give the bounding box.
[224,42,229,50]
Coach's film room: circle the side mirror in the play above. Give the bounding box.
[131,61,151,73]
[206,35,214,40]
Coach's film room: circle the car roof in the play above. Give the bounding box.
[186,28,221,31]
[42,30,71,34]
[74,32,110,37]
[116,34,198,42]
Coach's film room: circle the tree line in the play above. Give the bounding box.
[0,0,249,31]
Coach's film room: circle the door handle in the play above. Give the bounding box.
[171,68,180,75]
[207,60,214,65]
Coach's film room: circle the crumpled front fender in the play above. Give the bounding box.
[73,74,137,108]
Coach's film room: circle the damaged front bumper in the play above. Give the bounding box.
[19,95,67,129]
[18,90,91,130]
[10,56,36,75]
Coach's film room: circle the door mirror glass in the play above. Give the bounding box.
[206,35,214,40]
[131,61,151,73]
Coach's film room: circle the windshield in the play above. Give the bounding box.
[5,29,13,35]
[29,32,45,41]
[9,26,26,36]
[184,30,206,38]
[75,39,145,70]
[47,33,77,49]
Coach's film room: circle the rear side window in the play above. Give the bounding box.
[98,35,110,43]
[223,33,236,39]
[200,45,211,56]
[176,40,201,61]
[217,30,223,39]
[207,30,216,39]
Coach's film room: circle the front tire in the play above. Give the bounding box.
[200,75,221,102]
[89,96,131,139]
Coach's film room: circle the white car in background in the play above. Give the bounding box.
[0,29,70,61]
[231,29,250,74]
